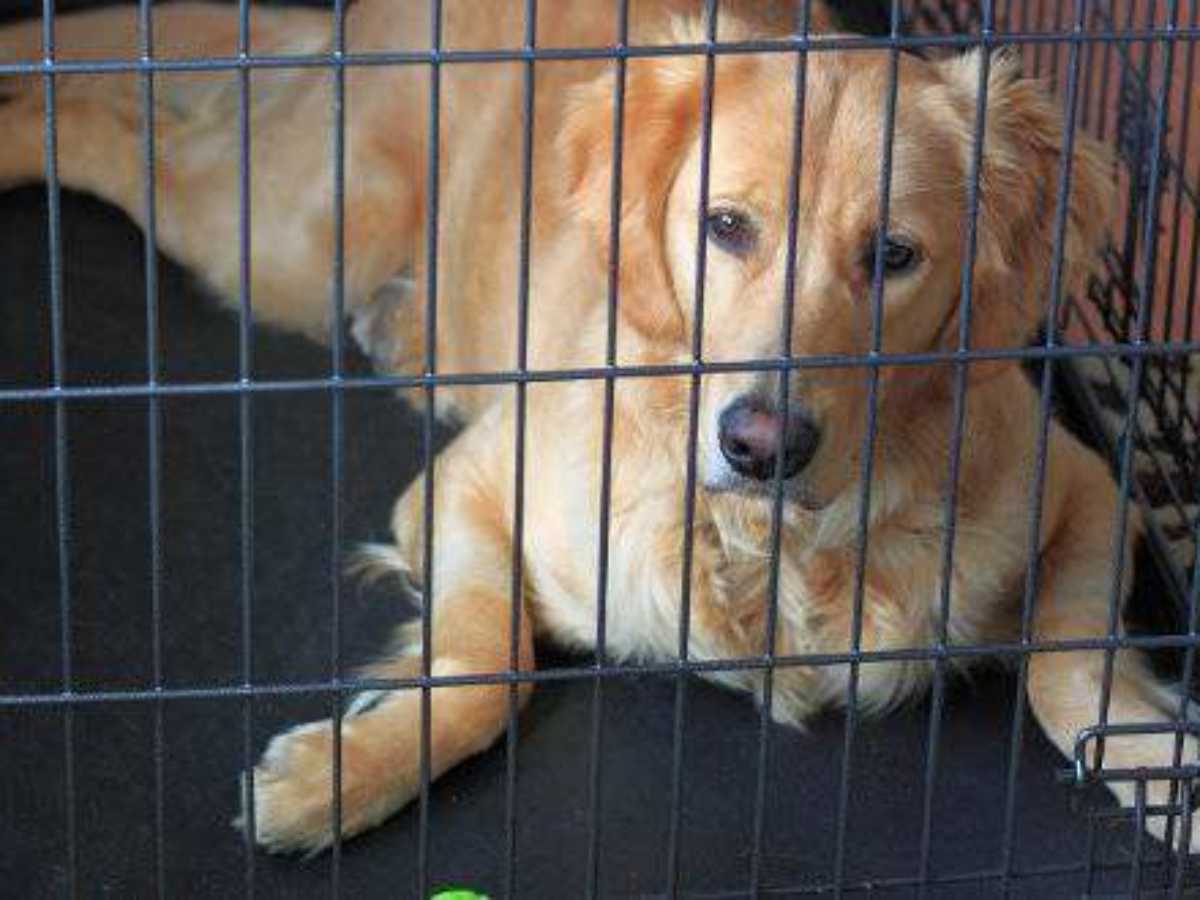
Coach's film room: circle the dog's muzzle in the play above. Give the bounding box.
[717,394,821,482]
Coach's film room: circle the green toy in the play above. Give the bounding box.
[430,891,490,900]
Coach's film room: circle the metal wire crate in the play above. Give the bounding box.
[1,0,1198,897]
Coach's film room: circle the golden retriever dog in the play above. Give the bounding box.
[3,1,1194,857]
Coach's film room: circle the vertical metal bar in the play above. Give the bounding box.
[1002,0,1016,34]
[1170,509,1200,890]
[1182,139,1200,394]
[1169,250,1200,878]
[1031,0,1046,77]
[418,3,443,896]
[1130,779,1148,896]
[235,0,256,894]
[1171,778,1196,897]
[997,4,1087,894]
[915,3,999,892]
[1116,0,1159,341]
[1181,0,1200,367]
[1079,3,1098,133]
[1157,1,1198,370]
[504,3,537,897]
[136,0,165,894]
[1093,2,1120,145]
[328,0,348,888]
[1071,43,1119,815]
[40,0,76,894]
[1159,0,1200,858]
[1092,0,1180,778]
[747,3,810,894]
[665,1,718,893]
[831,3,903,894]
[1047,0,1065,88]
[585,2,630,895]
[1082,9,1183,890]
[1083,804,1101,897]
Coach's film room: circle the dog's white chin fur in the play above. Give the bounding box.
[702,465,827,512]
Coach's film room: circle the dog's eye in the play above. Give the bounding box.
[706,208,757,255]
[865,235,921,278]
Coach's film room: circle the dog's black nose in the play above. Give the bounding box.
[718,395,820,481]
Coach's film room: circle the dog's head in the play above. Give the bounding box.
[560,22,1112,510]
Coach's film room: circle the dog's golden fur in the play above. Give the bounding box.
[3,0,1194,855]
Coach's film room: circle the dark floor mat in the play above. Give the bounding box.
[3,183,1198,897]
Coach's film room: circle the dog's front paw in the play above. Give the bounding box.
[236,721,343,854]
[236,714,417,854]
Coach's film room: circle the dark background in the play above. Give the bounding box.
[1,2,1194,896]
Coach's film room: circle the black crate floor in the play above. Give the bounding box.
[2,188,1197,898]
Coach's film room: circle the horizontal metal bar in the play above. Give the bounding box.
[1088,801,1194,819]
[2,27,1199,79]
[1076,765,1200,782]
[643,855,1180,897]
[2,340,1198,405]
[1069,722,1200,784]
[5,630,1200,709]
[1080,721,1200,739]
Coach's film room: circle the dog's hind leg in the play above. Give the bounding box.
[242,412,532,853]
[1027,444,1199,852]
[0,4,392,337]
[0,2,329,190]
[0,85,152,212]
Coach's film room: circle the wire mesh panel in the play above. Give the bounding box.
[0,0,1197,897]
[915,4,1199,893]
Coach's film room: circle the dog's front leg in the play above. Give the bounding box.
[1027,448,1197,851]
[242,417,531,854]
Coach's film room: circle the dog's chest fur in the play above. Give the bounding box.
[530,486,1025,726]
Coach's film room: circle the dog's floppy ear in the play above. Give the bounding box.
[937,50,1113,366]
[557,29,709,343]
